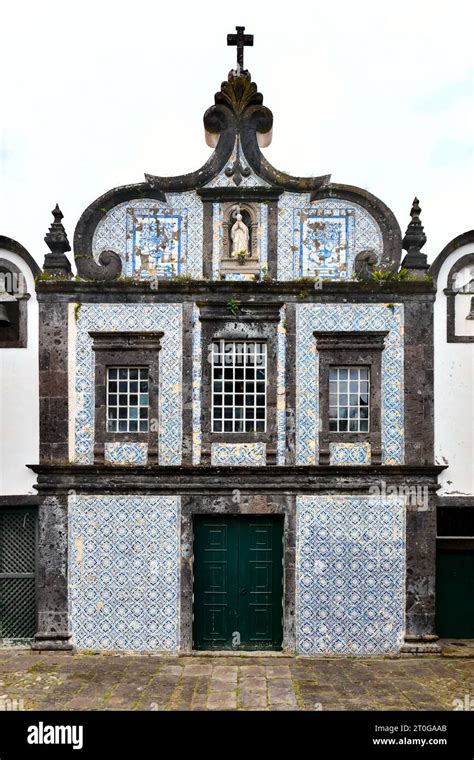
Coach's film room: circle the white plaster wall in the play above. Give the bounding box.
[454,290,474,337]
[0,249,39,495]
[434,243,474,495]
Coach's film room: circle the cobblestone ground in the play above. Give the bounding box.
[0,650,472,711]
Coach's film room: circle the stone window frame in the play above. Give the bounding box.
[179,493,296,653]
[198,301,283,465]
[90,332,163,464]
[0,259,29,349]
[444,253,474,343]
[314,331,388,465]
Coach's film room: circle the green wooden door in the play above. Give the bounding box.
[193,516,283,650]
[436,549,474,638]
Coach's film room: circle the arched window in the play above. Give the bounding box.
[0,259,29,348]
[445,253,474,343]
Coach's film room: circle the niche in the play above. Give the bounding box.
[220,203,260,280]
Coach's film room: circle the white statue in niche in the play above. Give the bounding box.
[454,266,474,293]
[230,209,249,257]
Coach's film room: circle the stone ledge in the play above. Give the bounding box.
[400,641,442,655]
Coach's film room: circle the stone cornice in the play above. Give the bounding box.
[314,330,389,352]
[35,279,436,300]
[29,464,447,495]
[197,186,283,201]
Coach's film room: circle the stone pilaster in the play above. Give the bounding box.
[32,493,72,650]
[402,496,440,654]
[38,300,69,463]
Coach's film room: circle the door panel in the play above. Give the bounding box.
[436,549,474,638]
[193,519,238,647]
[239,520,282,647]
[193,516,283,650]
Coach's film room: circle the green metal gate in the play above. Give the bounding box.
[0,510,37,643]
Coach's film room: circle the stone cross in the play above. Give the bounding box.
[227,26,253,70]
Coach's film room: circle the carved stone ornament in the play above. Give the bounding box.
[354,249,378,281]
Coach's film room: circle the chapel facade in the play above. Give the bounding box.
[0,31,472,654]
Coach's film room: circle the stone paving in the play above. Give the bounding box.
[0,650,472,711]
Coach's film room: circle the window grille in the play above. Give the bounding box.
[212,341,267,433]
[329,366,370,432]
[107,367,149,433]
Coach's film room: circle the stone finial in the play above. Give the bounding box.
[42,204,72,277]
[401,197,429,275]
[45,204,71,254]
[403,198,426,253]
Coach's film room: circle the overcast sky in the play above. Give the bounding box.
[1,0,472,267]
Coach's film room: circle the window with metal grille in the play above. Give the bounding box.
[329,366,370,432]
[107,367,149,433]
[0,510,36,641]
[212,341,266,433]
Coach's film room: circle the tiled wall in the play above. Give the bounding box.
[72,303,182,465]
[276,306,286,464]
[277,195,383,280]
[211,442,266,466]
[68,495,180,652]
[72,302,403,468]
[91,189,383,283]
[68,493,406,655]
[92,195,203,278]
[104,442,148,465]
[296,303,404,465]
[329,442,371,465]
[296,495,405,655]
